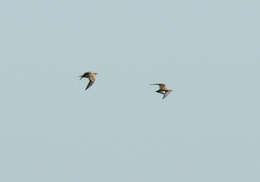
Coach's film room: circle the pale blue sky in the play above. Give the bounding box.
[0,0,259,181]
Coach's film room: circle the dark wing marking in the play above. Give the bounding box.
[80,72,90,80]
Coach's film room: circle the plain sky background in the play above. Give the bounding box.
[0,0,259,181]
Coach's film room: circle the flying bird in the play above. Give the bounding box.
[79,72,98,90]
[150,83,173,99]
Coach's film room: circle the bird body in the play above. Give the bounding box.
[151,83,173,99]
[80,72,98,90]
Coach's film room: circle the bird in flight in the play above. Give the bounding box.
[80,72,98,90]
[150,83,174,99]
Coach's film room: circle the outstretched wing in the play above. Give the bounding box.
[85,76,96,90]
[80,72,90,80]
[85,80,94,90]
[150,83,166,89]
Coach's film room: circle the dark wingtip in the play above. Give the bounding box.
[79,75,84,80]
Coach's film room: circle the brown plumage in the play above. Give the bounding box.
[80,72,98,90]
[150,83,173,99]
